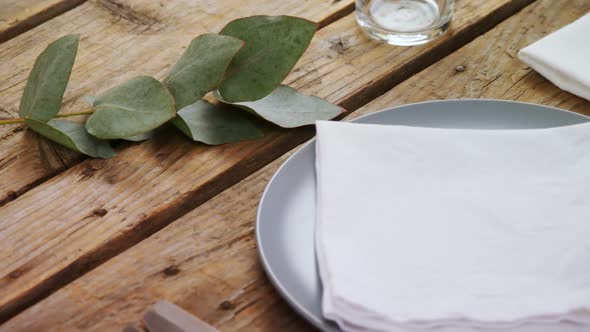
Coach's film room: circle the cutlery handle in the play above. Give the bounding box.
[143,301,219,332]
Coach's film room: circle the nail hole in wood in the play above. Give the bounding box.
[219,300,234,310]
[162,265,181,276]
[8,270,22,279]
[93,208,108,217]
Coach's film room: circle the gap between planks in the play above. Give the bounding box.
[0,0,355,322]
[0,0,536,324]
[0,0,88,44]
[0,0,355,209]
[3,0,589,330]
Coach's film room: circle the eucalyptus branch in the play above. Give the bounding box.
[10,16,341,159]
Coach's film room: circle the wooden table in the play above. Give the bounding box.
[0,0,588,330]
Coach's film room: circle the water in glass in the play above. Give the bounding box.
[356,0,454,46]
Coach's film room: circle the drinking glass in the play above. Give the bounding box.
[356,0,454,46]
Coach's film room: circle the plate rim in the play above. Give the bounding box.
[255,98,590,331]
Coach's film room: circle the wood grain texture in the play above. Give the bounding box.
[0,0,535,323]
[0,0,354,322]
[0,0,87,43]
[0,0,354,208]
[4,0,590,330]
[0,0,535,208]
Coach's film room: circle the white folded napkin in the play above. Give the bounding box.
[315,120,590,332]
[518,13,590,101]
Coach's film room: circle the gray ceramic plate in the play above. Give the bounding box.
[256,99,589,331]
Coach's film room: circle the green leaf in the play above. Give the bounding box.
[219,16,316,102]
[163,34,244,110]
[122,130,157,142]
[85,76,176,139]
[26,118,115,158]
[172,100,263,145]
[215,85,343,128]
[19,34,79,122]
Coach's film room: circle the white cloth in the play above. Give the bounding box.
[518,13,590,101]
[315,120,590,332]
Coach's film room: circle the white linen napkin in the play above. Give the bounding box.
[518,13,590,101]
[315,120,590,332]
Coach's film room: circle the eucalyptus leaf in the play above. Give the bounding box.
[122,130,157,142]
[19,34,79,122]
[215,85,343,128]
[219,16,316,102]
[85,76,176,139]
[172,100,263,145]
[26,118,115,158]
[86,94,154,142]
[163,34,244,110]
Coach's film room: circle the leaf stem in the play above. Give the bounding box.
[55,110,95,118]
[0,109,94,126]
[0,118,24,125]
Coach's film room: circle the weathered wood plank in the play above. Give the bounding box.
[3,0,588,331]
[0,0,535,323]
[0,0,354,321]
[0,0,87,43]
[0,0,534,208]
[0,0,354,208]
